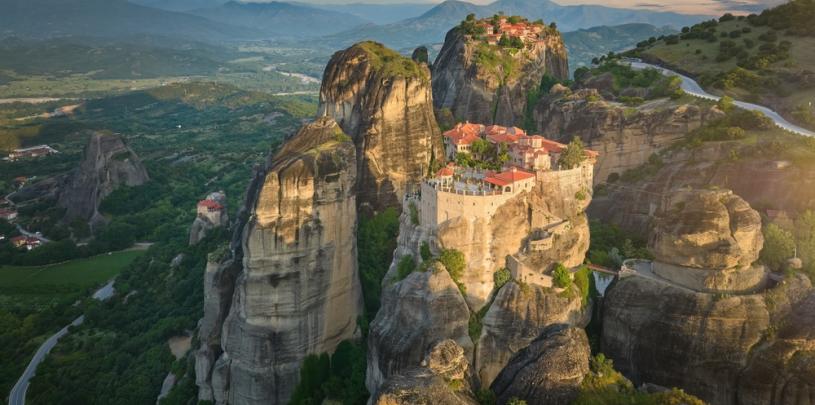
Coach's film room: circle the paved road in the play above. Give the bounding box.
[8,282,115,405]
[8,316,84,405]
[629,60,815,138]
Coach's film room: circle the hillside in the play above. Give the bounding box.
[189,1,370,38]
[564,23,677,69]
[0,0,261,41]
[629,0,815,130]
[304,2,435,24]
[320,0,707,50]
[0,38,237,79]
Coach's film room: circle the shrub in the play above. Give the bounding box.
[408,202,420,225]
[440,249,466,290]
[552,263,572,288]
[396,255,416,281]
[420,241,432,262]
[718,95,735,112]
[761,223,796,271]
[494,267,511,290]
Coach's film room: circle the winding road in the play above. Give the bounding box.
[7,281,115,405]
[628,60,815,138]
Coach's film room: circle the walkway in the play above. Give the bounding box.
[628,60,815,138]
[8,281,116,405]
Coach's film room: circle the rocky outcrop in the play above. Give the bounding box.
[58,131,148,230]
[491,325,591,405]
[436,165,593,308]
[602,188,815,405]
[603,271,813,405]
[531,88,721,184]
[432,27,568,127]
[196,117,363,405]
[475,282,588,386]
[318,41,443,211]
[190,191,229,245]
[372,340,479,405]
[367,265,473,396]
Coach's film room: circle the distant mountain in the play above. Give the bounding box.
[564,23,677,70]
[0,0,261,41]
[129,0,228,12]
[321,0,708,50]
[189,1,370,38]
[302,2,435,24]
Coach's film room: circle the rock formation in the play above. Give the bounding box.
[531,87,721,184]
[372,340,479,405]
[491,325,591,405]
[602,188,815,405]
[195,117,363,405]
[366,264,473,395]
[190,191,229,245]
[58,131,148,230]
[367,162,595,397]
[432,26,568,127]
[318,41,444,211]
[475,282,588,386]
[648,189,766,293]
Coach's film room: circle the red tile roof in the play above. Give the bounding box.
[198,199,223,210]
[484,167,535,187]
[436,165,455,177]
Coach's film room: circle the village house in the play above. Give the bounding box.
[442,122,483,158]
[6,145,59,161]
[0,208,18,222]
[11,235,41,250]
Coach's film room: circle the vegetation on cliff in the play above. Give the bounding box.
[356,41,428,81]
[624,0,815,130]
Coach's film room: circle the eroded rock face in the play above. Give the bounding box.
[602,272,814,405]
[366,266,473,396]
[651,189,763,271]
[318,41,444,210]
[432,27,568,127]
[372,340,479,405]
[58,131,148,229]
[475,282,588,386]
[532,88,718,185]
[436,165,593,308]
[491,325,591,405]
[197,117,362,405]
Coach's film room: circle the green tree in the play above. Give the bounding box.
[558,138,587,169]
[718,95,735,112]
[471,138,492,157]
[440,249,466,286]
[494,268,511,290]
[761,224,796,271]
[420,241,432,262]
[552,263,572,288]
[396,255,417,281]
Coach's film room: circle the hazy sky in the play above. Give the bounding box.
[295,0,784,16]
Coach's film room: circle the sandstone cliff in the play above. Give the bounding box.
[195,117,363,405]
[58,131,148,230]
[491,325,591,405]
[531,87,722,185]
[366,264,473,395]
[318,41,444,211]
[602,189,815,405]
[372,340,479,405]
[432,27,568,127]
[475,282,588,386]
[603,272,814,405]
[367,164,594,397]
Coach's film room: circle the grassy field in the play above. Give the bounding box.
[0,250,145,296]
[641,19,815,127]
